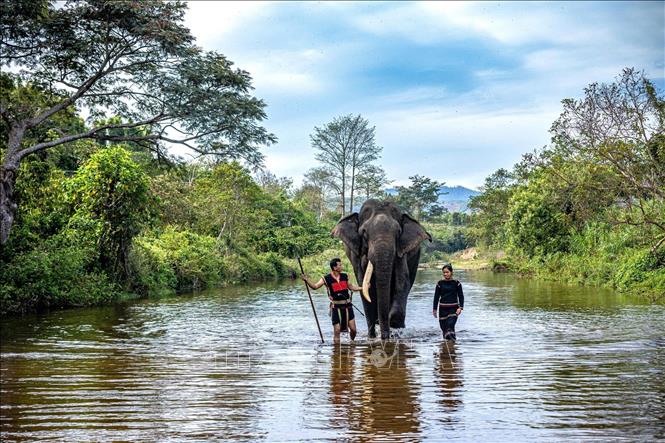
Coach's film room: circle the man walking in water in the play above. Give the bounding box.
[302,258,363,342]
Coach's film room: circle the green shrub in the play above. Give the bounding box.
[613,247,665,292]
[129,237,178,295]
[129,228,224,292]
[0,224,119,314]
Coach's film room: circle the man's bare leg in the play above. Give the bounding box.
[348,319,357,341]
[333,324,341,344]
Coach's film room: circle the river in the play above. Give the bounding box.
[1,269,664,441]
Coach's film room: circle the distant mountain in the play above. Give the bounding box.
[384,185,481,213]
[436,186,481,202]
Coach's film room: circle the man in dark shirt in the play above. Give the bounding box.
[432,264,464,341]
[303,258,363,342]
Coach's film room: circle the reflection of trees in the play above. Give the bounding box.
[435,342,464,424]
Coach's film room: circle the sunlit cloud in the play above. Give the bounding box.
[184,2,270,46]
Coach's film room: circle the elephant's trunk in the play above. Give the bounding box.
[370,247,394,340]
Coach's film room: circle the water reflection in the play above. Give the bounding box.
[2,271,664,441]
[327,344,360,433]
[356,341,421,438]
[435,341,463,423]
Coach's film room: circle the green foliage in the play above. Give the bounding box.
[2,157,68,255]
[393,175,444,219]
[420,223,471,262]
[191,161,264,247]
[250,193,334,257]
[506,186,570,257]
[613,248,665,294]
[129,227,291,294]
[67,146,154,280]
[130,228,223,293]
[468,168,514,247]
[0,216,119,315]
[294,247,347,279]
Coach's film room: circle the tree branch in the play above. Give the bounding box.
[16,115,166,159]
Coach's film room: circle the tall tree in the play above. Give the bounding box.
[254,170,293,197]
[303,166,338,220]
[0,0,275,244]
[294,184,326,222]
[395,175,445,220]
[192,162,265,252]
[468,168,515,247]
[355,164,390,201]
[548,67,665,248]
[68,146,154,281]
[347,115,381,212]
[310,114,381,215]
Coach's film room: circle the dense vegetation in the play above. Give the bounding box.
[468,69,664,301]
[0,141,338,314]
[2,2,660,315]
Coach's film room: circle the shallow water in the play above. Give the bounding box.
[1,270,664,441]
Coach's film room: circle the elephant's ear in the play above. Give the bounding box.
[332,212,361,254]
[399,214,432,257]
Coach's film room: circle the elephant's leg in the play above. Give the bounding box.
[389,257,411,329]
[389,300,406,328]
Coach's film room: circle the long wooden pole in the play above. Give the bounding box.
[297,256,325,344]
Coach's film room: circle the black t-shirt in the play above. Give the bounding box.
[433,279,464,310]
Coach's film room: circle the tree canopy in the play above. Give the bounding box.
[394,174,445,220]
[309,114,381,215]
[0,0,275,243]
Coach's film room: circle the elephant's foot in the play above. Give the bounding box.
[380,326,390,340]
[389,306,406,329]
[367,327,377,338]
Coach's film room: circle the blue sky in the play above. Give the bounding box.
[183,1,664,190]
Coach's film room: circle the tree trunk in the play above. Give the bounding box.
[350,165,356,213]
[2,123,27,245]
[0,162,19,245]
[341,175,346,216]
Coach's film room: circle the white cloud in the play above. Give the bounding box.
[184,2,269,46]
[346,2,630,48]
[240,49,327,95]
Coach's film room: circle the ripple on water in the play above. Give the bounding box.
[1,270,664,441]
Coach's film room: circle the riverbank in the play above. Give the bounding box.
[422,247,491,271]
[457,246,664,303]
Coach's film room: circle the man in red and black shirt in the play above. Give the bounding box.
[303,258,363,342]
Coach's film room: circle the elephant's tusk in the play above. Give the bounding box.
[362,261,373,303]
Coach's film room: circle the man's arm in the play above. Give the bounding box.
[302,275,325,290]
[348,281,364,292]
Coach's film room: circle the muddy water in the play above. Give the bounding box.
[1,270,664,441]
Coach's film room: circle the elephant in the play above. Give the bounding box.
[332,199,432,339]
